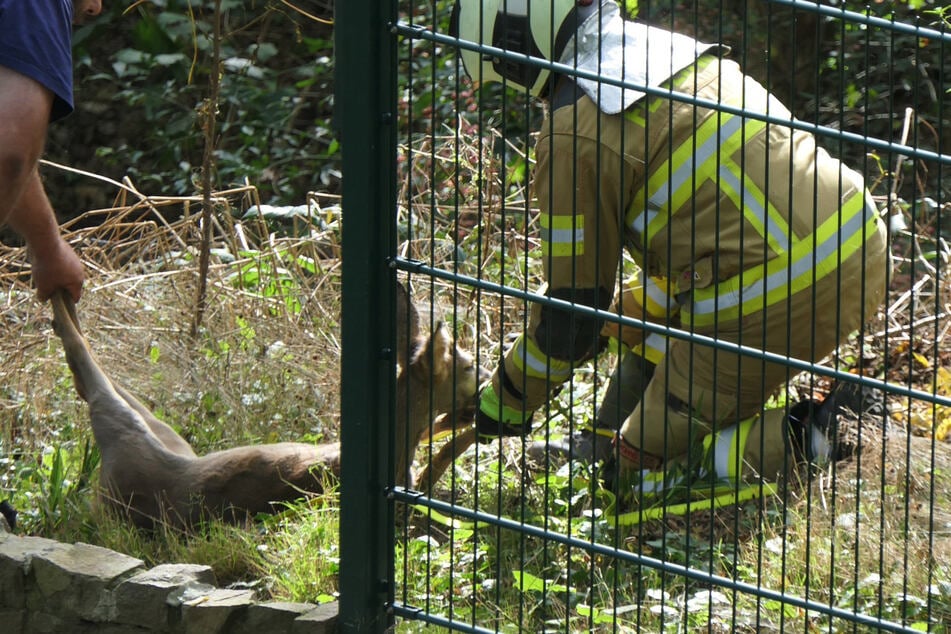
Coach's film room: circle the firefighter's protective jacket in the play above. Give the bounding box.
[482,7,888,479]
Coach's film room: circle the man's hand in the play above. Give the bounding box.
[30,234,84,302]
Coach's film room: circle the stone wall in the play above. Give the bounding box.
[0,531,338,634]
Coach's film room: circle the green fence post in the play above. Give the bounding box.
[336,1,397,632]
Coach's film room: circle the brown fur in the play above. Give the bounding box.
[393,321,485,488]
[50,287,480,529]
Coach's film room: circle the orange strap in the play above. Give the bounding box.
[614,434,663,470]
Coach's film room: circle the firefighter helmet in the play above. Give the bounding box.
[451,0,602,97]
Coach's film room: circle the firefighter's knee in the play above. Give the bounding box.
[534,286,611,362]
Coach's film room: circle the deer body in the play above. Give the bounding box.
[50,286,479,529]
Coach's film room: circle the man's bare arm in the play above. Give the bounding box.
[7,172,84,301]
[0,65,84,301]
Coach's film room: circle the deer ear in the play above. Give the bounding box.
[426,322,456,382]
[431,322,452,364]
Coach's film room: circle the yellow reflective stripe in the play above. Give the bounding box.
[643,275,673,317]
[632,469,681,496]
[626,111,791,252]
[683,192,876,326]
[624,55,718,128]
[628,114,740,240]
[511,335,572,381]
[540,211,584,257]
[616,274,674,362]
[706,417,756,481]
[719,161,791,255]
[605,481,777,525]
[479,383,529,426]
[624,88,667,127]
[624,273,674,318]
[633,332,667,364]
[666,116,759,220]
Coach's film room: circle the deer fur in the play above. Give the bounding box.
[50,286,481,529]
[392,281,487,488]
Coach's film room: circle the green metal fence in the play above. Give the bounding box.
[338,1,951,631]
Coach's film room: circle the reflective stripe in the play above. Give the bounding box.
[619,273,673,318]
[683,193,877,326]
[631,469,683,496]
[625,109,791,256]
[606,481,778,525]
[718,163,790,255]
[639,274,673,318]
[624,57,718,127]
[540,211,584,257]
[703,417,756,481]
[622,274,674,363]
[479,383,529,427]
[511,334,573,381]
[634,332,667,364]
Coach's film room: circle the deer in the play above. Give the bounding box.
[49,283,483,529]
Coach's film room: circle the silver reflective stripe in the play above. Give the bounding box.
[513,336,572,380]
[712,425,738,480]
[642,332,667,354]
[642,274,672,314]
[628,205,661,238]
[689,197,873,317]
[636,469,682,495]
[629,115,745,237]
[718,165,789,251]
[541,225,585,246]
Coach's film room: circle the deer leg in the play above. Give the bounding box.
[414,424,477,491]
[112,384,197,458]
[51,292,198,459]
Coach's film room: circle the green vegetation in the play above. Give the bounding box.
[1,0,949,632]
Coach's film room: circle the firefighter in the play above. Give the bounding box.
[451,0,889,489]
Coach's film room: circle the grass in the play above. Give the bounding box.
[395,436,951,631]
[1,138,950,633]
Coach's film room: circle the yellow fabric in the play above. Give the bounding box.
[601,274,677,352]
[478,382,530,427]
[604,481,778,526]
[540,210,585,257]
[510,334,573,382]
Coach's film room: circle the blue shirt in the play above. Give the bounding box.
[0,0,74,121]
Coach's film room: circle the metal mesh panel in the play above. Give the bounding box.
[338,0,951,631]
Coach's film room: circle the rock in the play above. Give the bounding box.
[0,607,25,634]
[232,600,317,634]
[115,563,217,629]
[293,601,339,634]
[29,542,144,621]
[0,535,338,633]
[0,535,73,610]
[181,587,256,633]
